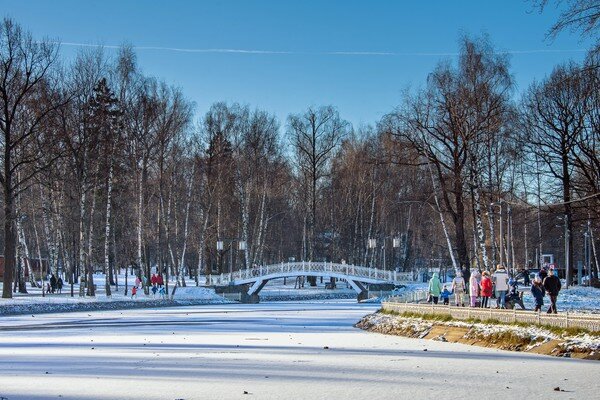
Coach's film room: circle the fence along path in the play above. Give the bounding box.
[382,300,600,332]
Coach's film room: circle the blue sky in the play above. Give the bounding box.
[1,0,594,128]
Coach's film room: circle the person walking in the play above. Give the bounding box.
[151,273,158,288]
[451,270,466,306]
[131,285,137,299]
[428,272,442,304]
[440,285,452,305]
[157,274,164,288]
[492,264,509,309]
[531,278,544,312]
[543,268,562,314]
[469,270,480,307]
[538,267,548,284]
[522,266,531,286]
[57,277,63,294]
[49,274,57,294]
[479,271,493,308]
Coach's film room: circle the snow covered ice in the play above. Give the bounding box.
[1,300,599,400]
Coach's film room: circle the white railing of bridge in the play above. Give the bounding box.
[207,262,414,286]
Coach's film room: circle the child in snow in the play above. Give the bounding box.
[531,278,544,312]
[440,285,452,305]
[151,284,158,297]
[131,285,137,299]
[158,286,166,299]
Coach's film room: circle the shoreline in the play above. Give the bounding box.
[356,311,600,360]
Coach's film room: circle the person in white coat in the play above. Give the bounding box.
[451,270,466,307]
[492,264,509,309]
[469,270,480,307]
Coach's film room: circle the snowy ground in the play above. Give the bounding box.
[0,274,229,316]
[521,285,600,313]
[0,275,359,316]
[0,301,599,400]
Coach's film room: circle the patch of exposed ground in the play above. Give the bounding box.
[356,311,600,360]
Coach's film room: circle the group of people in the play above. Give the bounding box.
[131,273,166,299]
[427,264,562,313]
[46,274,63,294]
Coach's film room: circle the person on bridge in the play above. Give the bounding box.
[543,268,561,314]
[451,271,466,307]
[428,272,442,304]
[479,271,493,308]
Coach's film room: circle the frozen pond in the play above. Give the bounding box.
[0,300,598,399]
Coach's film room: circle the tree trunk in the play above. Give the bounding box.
[32,210,45,296]
[428,163,458,271]
[104,156,114,297]
[178,163,195,287]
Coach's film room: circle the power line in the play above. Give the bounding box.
[50,42,589,57]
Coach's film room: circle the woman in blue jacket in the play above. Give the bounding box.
[531,278,544,312]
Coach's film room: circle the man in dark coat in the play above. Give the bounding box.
[49,274,57,294]
[543,269,562,314]
[538,267,548,295]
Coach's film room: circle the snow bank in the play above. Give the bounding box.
[0,285,229,316]
[358,312,600,358]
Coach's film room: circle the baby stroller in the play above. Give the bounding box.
[505,279,525,310]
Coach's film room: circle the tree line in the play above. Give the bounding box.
[1,9,599,298]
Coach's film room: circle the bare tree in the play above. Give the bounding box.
[534,0,600,51]
[384,36,513,278]
[0,19,64,297]
[521,62,589,286]
[287,106,348,267]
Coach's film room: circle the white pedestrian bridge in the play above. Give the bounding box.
[206,261,413,301]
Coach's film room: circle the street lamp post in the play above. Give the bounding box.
[367,238,376,268]
[585,219,591,286]
[370,236,402,270]
[491,202,504,268]
[392,236,401,271]
[216,238,246,283]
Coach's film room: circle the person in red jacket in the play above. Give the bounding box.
[157,274,164,287]
[479,271,493,308]
[151,274,158,287]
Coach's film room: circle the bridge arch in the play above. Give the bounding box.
[207,262,412,301]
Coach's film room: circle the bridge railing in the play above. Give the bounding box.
[208,262,414,286]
